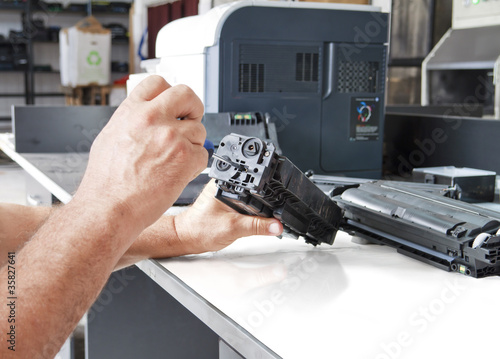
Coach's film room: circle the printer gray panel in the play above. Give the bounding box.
[234,41,322,94]
[217,6,389,177]
[219,7,388,47]
[320,44,387,174]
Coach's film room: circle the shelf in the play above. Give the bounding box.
[38,70,128,74]
[0,93,25,97]
[0,2,25,11]
[0,92,64,97]
[0,69,59,73]
[34,70,59,73]
[0,38,28,45]
[0,69,128,74]
[35,92,64,97]
[39,3,130,15]
[32,39,59,44]
[0,40,27,45]
[0,2,130,14]
[0,68,128,74]
[0,69,61,73]
[0,2,130,108]
[112,38,129,45]
[32,38,130,45]
[388,58,425,68]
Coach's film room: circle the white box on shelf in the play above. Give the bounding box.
[59,16,111,87]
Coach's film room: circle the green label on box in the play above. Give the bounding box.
[86,51,102,66]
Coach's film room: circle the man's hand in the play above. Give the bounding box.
[0,76,209,358]
[116,180,283,269]
[76,75,208,232]
[173,180,283,254]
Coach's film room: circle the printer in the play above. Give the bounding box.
[128,0,389,178]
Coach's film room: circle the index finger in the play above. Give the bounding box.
[128,75,171,102]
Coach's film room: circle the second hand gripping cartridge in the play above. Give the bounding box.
[209,133,343,245]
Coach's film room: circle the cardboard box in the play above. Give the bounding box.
[60,16,111,87]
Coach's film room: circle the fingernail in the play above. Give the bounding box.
[269,222,281,235]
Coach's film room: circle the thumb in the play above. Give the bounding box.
[235,215,283,237]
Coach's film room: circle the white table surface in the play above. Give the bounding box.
[156,233,500,359]
[0,133,84,204]
[2,133,500,359]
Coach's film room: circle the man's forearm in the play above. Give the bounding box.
[0,198,141,358]
[0,76,211,358]
[0,203,186,272]
[0,204,52,267]
[115,215,187,270]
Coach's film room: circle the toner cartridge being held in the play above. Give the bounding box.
[209,133,343,245]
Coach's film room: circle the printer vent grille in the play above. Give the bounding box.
[239,63,265,93]
[337,61,379,93]
[296,53,319,82]
[237,44,320,93]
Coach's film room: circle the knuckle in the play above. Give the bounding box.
[179,140,190,154]
[173,84,193,96]
[195,122,207,142]
[130,75,169,102]
[128,103,157,127]
[188,147,208,174]
[173,85,203,109]
[198,149,209,167]
[172,142,191,166]
[146,75,168,88]
[141,112,157,126]
[164,126,180,143]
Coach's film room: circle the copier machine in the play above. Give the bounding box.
[128,0,389,178]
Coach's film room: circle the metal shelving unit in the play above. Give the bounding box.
[0,2,25,11]
[0,0,37,105]
[0,0,130,115]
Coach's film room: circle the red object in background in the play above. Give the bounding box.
[147,0,199,59]
[113,75,129,86]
